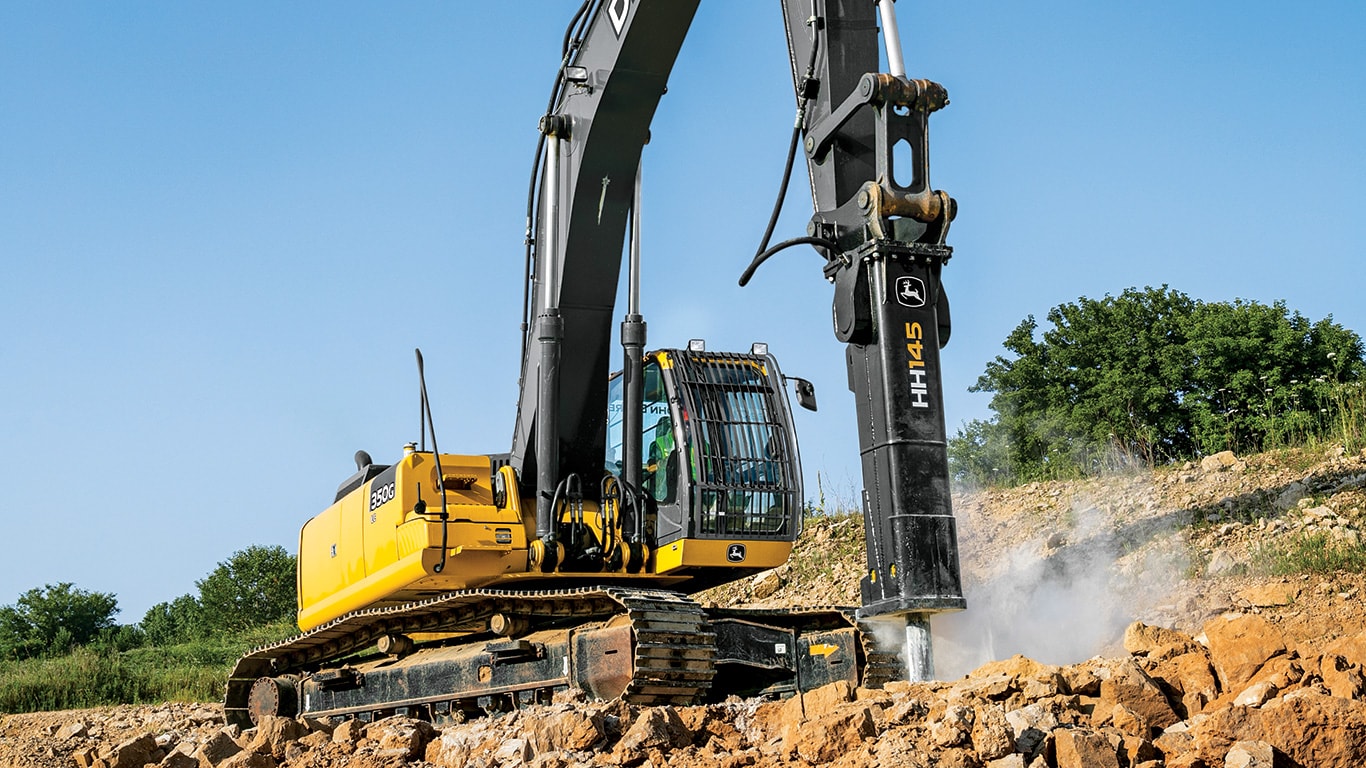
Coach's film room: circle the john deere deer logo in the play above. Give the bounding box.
[895,276,926,308]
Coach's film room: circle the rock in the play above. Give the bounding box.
[1183,689,1366,767]
[369,715,436,758]
[970,702,1014,760]
[956,672,1015,700]
[245,716,308,759]
[105,734,157,768]
[1321,652,1366,699]
[1003,700,1059,757]
[1220,656,1304,707]
[985,755,1025,768]
[675,707,743,753]
[967,654,1064,700]
[159,749,199,768]
[1054,727,1120,768]
[331,718,366,744]
[1097,658,1180,730]
[614,707,692,755]
[1117,732,1159,765]
[1202,614,1287,691]
[929,702,973,748]
[970,654,1057,683]
[493,738,532,764]
[1275,481,1307,510]
[1060,665,1101,696]
[425,732,472,768]
[1124,621,1199,659]
[1325,635,1366,670]
[73,747,100,768]
[1232,680,1278,707]
[195,729,243,767]
[1305,504,1336,520]
[216,752,275,768]
[1153,717,1201,761]
[57,721,89,740]
[1259,691,1366,766]
[1151,651,1220,718]
[1102,702,1150,737]
[750,569,783,599]
[802,680,854,719]
[1235,583,1299,608]
[882,691,931,726]
[1224,739,1275,768]
[793,706,878,764]
[1206,549,1239,577]
[525,708,606,753]
[1202,451,1238,472]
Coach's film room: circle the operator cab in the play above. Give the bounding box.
[605,347,806,551]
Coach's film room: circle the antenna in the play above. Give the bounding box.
[415,348,451,573]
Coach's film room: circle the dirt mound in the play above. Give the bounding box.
[5,446,1366,767]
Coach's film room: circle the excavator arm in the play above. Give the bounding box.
[773,2,965,663]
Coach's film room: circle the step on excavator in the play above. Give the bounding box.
[227,0,965,728]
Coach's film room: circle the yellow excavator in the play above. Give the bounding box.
[227,0,965,727]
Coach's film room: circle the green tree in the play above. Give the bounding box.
[1184,301,1364,453]
[953,287,1365,484]
[195,545,296,634]
[139,593,204,646]
[0,583,119,660]
[946,418,1013,486]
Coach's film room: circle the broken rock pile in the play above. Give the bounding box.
[6,612,1366,768]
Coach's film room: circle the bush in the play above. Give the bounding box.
[196,545,297,635]
[0,583,119,661]
[953,287,1366,485]
[141,594,205,646]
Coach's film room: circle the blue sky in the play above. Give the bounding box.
[2,2,1363,623]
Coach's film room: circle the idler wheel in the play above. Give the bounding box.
[248,676,299,724]
[489,613,528,637]
[377,633,414,656]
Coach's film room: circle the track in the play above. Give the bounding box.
[224,587,717,727]
[226,588,890,728]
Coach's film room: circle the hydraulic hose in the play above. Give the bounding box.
[738,236,838,287]
[746,16,823,284]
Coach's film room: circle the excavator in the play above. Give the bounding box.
[226,0,964,727]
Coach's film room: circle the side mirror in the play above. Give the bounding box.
[787,377,818,412]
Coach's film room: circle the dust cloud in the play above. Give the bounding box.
[930,492,1190,680]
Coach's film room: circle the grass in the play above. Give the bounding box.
[1253,530,1366,576]
[0,647,223,713]
[0,622,296,715]
[789,511,866,583]
[960,380,1366,489]
[1313,380,1366,456]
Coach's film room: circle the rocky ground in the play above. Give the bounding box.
[4,446,1366,768]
